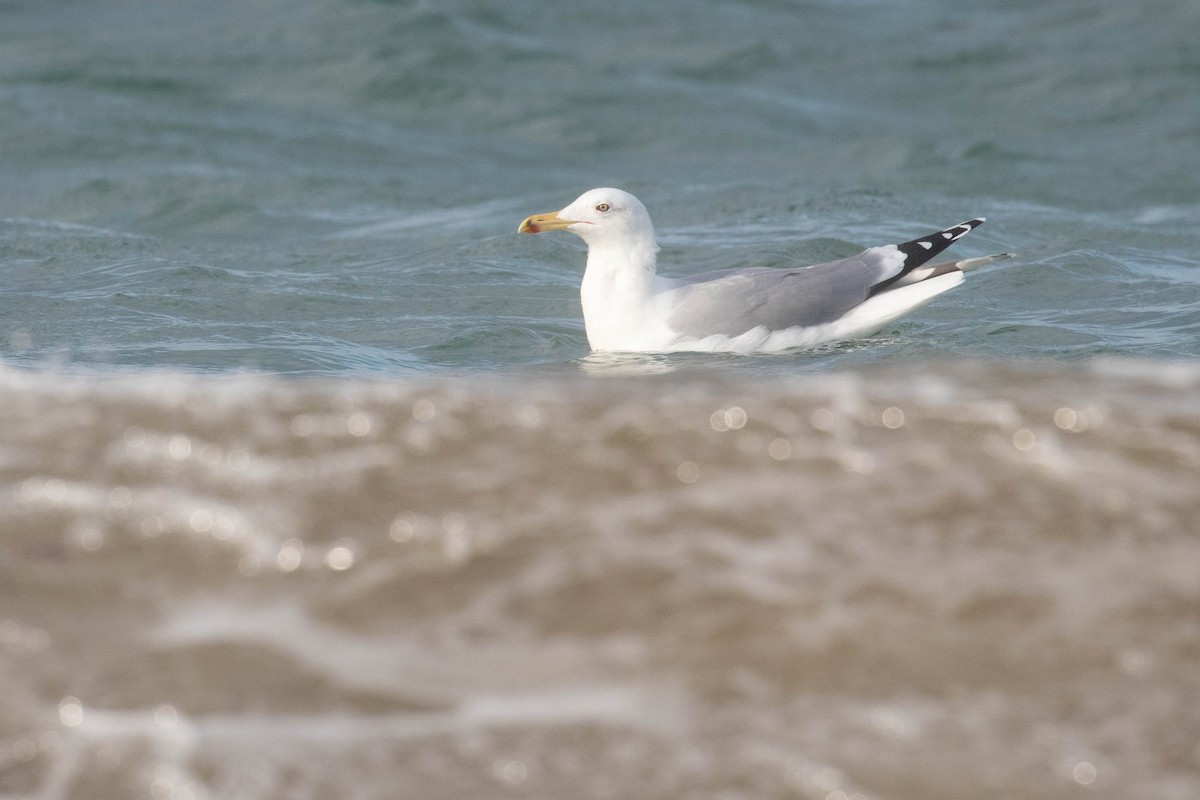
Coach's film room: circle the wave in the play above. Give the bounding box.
[2,358,1197,797]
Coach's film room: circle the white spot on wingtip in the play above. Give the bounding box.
[918,241,932,249]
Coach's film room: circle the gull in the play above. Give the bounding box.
[518,188,1011,353]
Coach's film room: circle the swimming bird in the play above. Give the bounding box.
[518,188,1011,353]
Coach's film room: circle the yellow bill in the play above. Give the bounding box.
[518,210,578,234]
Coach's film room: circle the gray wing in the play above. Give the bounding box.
[665,218,988,338]
[666,246,906,338]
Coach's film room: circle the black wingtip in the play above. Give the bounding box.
[894,218,985,270]
[867,218,987,298]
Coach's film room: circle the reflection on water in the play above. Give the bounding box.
[576,351,687,375]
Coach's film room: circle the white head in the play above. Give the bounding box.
[518,188,657,250]
[519,188,665,350]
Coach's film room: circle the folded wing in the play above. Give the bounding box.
[667,219,993,338]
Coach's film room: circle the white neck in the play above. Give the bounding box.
[579,238,665,350]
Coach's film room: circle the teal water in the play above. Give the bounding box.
[3,0,1199,373]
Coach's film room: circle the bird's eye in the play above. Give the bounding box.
[595,203,610,213]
